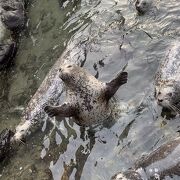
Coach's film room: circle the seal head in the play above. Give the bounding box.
[155,42,180,114]
[135,0,152,15]
[155,82,180,112]
[112,169,144,180]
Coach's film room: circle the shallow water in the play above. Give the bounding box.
[0,0,180,179]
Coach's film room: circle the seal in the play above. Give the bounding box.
[0,12,16,69]
[44,63,128,126]
[112,137,180,180]
[135,0,153,15]
[155,42,180,114]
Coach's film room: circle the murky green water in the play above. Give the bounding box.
[0,0,180,179]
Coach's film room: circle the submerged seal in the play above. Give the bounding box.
[135,0,153,15]
[112,137,180,180]
[44,63,128,126]
[155,42,180,114]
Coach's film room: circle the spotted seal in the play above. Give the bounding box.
[155,41,180,114]
[112,137,180,180]
[135,0,153,15]
[44,63,128,126]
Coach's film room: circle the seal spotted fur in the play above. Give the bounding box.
[155,41,180,114]
[44,63,128,126]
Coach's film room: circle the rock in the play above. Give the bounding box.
[0,129,14,161]
[1,0,25,31]
[0,42,16,69]
[0,0,25,69]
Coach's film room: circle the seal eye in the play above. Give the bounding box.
[167,93,173,97]
[143,2,147,6]
[135,0,140,5]
[67,65,72,68]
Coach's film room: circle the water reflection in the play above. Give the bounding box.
[0,0,180,179]
[46,117,117,179]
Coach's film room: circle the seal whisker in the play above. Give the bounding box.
[171,104,180,114]
[168,104,180,114]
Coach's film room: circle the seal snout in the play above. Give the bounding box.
[157,92,164,103]
[59,64,73,73]
[155,87,175,110]
[157,92,173,104]
[157,98,163,103]
[135,0,150,15]
[156,92,168,105]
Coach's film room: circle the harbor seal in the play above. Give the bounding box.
[44,63,128,126]
[155,42,180,114]
[135,0,153,15]
[112,137,180,180]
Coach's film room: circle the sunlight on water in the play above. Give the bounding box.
[0,0,180,179]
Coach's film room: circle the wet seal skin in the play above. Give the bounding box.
[155,41,180,115]
[44,63,128,126]
[112,137,180,180]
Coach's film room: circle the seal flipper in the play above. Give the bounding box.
[105,71,128,100]
[44,103,77,118]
